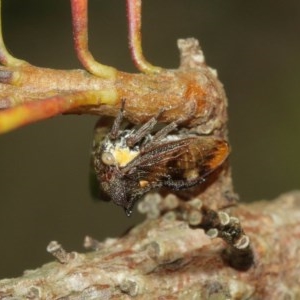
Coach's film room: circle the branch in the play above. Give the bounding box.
[0,38,225,135]
[0,191,299,298]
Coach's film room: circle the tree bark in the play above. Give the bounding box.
[0,191,299,299]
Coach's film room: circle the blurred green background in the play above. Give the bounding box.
[0,0,299,279]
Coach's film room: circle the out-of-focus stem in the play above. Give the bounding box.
[126,0,162,73]
[70,0,117,79]
[0,0,27,66]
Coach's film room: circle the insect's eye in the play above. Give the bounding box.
[101,152,116,166]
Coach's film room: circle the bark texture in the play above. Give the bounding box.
[0,191,300,299]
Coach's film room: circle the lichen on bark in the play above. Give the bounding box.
[1,192,300,299]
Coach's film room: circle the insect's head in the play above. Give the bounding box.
[92,118,143,216]
[98,163,134,216]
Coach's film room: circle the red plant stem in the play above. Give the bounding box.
[126,0,161,73]
[70,0,116,79]
[0,91,105,134]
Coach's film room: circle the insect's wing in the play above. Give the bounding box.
[123,138,191,179]
[123,136,229,189]
[175,137,230,179]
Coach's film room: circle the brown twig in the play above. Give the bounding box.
[0,38,227,138]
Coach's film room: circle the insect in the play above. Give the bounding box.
[92,102,230,216]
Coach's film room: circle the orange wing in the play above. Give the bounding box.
[123,136,229,187]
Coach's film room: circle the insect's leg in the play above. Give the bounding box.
[142,104,194,148]
[126,116,158,147]
[147,104,196,145]
[126,107,172,147]
[163,177,205,190]
[110,99,126,139]
[151,121,178,142]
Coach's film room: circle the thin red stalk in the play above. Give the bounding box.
[126,0,161,73]
[70,0,116,79]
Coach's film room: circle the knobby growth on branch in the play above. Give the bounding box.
[0,0,299,299]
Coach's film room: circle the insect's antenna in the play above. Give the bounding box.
[109,99,126,140]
